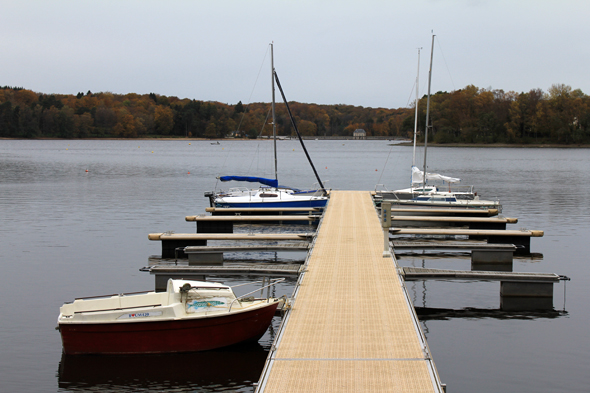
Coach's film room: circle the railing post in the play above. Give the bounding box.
[382,202,392,257]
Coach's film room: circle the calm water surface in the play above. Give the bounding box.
[0,140,588,392]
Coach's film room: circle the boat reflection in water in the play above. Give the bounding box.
[58,342,269,391]
[415,306,567,320]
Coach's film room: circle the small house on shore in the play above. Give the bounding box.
[353,129,366,140]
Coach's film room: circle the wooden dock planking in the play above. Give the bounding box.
[257,191,442,393]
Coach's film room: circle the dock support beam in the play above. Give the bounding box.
[197,221,233,234]
[488,235,530,255]
[469,222,506,230]
[472,248,514,263]
[187,251,224,265]
[162,239,206,259]
[471,248,514,271]
[500,281,554,310]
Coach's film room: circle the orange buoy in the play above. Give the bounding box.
[85,169,89,173]
[187,171,190,174]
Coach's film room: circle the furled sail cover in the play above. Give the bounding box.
[411,166,461,184]
[219,176,279,188]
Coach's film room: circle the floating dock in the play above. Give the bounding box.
[389,227,543,255]
[389,207,499,217]
[184,244,309,264]
[392,240,516,251]
[142,191,568,393]
[148,233,315,241]
[185,215,319,222]
[256,191,444,393]
[148,232,314,258]
[389,228,543,237]
[402,267,560,282]
[205,207,324,216]
[145,264,302,291]
[142,190,562,390]
[390,215,517,230]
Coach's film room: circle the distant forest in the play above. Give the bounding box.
[1,83,589,144]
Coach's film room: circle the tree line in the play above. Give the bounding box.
[1,84,589,144]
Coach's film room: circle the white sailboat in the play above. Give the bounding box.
[205,43,329,209]
[375,36,500,210]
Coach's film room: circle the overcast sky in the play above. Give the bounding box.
[2,1,588,109]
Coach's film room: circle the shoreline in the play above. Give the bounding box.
[394,142,590,148]
[1,137,589,148]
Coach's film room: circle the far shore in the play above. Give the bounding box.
[1,137,589,148]
[395,142,590,148]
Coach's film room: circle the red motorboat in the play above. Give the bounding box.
[58,278,284,355]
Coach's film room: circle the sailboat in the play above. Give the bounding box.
[375,36,500,210]
[205,44,329,209]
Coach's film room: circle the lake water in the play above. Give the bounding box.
[0,139,588,392]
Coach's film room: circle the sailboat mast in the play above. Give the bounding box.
[422,34,435,193]
[271,43,278,184]
[412,47,421,171]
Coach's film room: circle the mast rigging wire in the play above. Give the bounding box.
[214,46,271,191]
[273,71,326,193]
[435,36,456,91]
[235,46,270,133]
[376,145,395,185]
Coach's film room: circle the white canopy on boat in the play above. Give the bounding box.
[168,279,230,293]
[411,166,461,185]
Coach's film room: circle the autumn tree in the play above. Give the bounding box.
[113,112,137,137]
[154,105,174,135]
[2,84,590,143]
[204,122,217,138]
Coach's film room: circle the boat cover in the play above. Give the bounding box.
[219,176,279,188]
[411,166,461,184]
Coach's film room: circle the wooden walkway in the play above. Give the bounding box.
[257,191,443,393]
